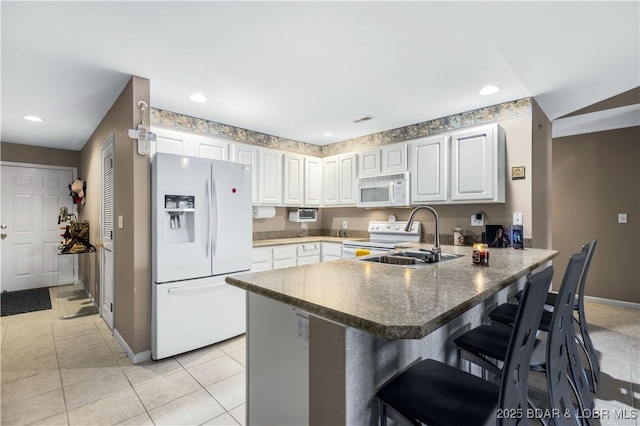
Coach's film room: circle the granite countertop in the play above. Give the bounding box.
[226,244,558,339]
[253,236,355,247]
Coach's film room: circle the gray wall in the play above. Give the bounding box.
[552,126,639,303]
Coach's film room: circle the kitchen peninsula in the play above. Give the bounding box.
[226,244,557,425]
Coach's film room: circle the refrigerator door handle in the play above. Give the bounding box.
[167,282,228,294]
[205,179,211,258]
[211,180,217,256]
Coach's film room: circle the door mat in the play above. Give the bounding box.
[1,287,52,317]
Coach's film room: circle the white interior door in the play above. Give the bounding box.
[100,137,115,329]
[1,164,75,292]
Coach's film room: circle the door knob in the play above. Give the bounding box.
[1,233,7,239]
[1,224,6,229]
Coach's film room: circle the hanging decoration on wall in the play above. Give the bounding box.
[69,178,86,205]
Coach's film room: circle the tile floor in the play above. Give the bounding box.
[1,286,638,426]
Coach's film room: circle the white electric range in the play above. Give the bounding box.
[342,220,421,258]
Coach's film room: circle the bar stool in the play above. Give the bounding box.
[453,252,593,426]
[376,265,553,426]
[491,240,599,392]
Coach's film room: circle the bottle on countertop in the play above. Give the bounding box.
[453,227,464,246]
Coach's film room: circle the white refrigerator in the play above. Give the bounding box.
[151,153,252,360]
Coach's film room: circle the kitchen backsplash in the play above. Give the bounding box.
[151,98,531,157]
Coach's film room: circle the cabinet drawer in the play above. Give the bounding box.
[297,243,320,257]
[297,255,320,266]
[253,248,272,263]
[273,258,297,269]
[322,243,342,257]
[272,245,297,260]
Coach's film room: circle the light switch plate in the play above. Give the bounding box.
[618,213,628,224]
[513,212,523,226]
[118,215,124,229]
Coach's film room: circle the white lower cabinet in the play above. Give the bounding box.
[252,241,342,271]
[321,242,342,261]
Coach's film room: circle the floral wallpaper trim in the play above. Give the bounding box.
[150,98,531,158]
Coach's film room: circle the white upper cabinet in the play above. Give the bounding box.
[381,143,408,174]
[357,143,408,178]
[259,148,283,205]
[358,149,381,177]
[283,153,304,206]
[150,127,194,156]
[232,143,259,204]
[193,135,229,161]
[304,156,322,206]
[450,124,505,203]
[410,136,447,204]
[324,154,357,206]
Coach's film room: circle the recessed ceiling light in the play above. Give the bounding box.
[479,85,500,95]
[322,131,334,137]
[189,93,208,103]
[24,115,44,122]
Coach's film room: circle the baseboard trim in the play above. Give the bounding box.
[584,295,640,310]
[114,329,152,364]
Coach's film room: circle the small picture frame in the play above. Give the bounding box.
[511,225,524,249]
[485,224,510,248]
[511,166,525,180]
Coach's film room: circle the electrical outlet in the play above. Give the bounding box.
[513,212,523,226]
[296,314,309,343]
[618,213,628,224]
[471,215,484,227]
[342,220,348,229]
[301,222,307,229]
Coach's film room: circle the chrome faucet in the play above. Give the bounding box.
[405,206,441,262]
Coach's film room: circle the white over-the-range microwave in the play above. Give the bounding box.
[357,172,410,208]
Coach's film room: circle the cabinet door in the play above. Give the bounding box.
[451,125,497,202]
[410,136,447,203]
[358,149,381,178]
[233,143,259,204]
[304,157,322,206]
[381,143,408,174]
[259,148,283,205]
[322,156,340,205]
[150,127,194,156]
[194,135,228,161]
[283,153,304,206]
[339,154,357,205]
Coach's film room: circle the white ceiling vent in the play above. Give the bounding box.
[353,116,374,123]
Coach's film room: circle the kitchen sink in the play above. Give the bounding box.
[357,250,464,267]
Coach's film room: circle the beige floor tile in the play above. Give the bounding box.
[1,341,56,366]
[0,388,66,426]
[217,335,246,354]
[206,371,245,411]
[228,348,246,367]
[27,412,69,426]
[118,357,183,387]
[52,320,100,341]
[175,344,225,369]
[56,331,106,354]
[202,412,240,425]
[57,341,114,369]
[147,389,225,426]
[4,322,53,341]
[187,355,245,387]
[1,354,59,384]
[134,369,202,411]
[229,403,246,426]
[67,388,145,426]
[115,412,155,425]
[60,354,121,386]
[593,400,637,425]
[2,332,55,353]
[64,367,131,410]
[0,370,62,407]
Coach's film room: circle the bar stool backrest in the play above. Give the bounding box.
[498,265,554,426]
[576,239,599,379]
[547,250,588,426]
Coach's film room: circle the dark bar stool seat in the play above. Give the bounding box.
[490,240,599,392]
[376,265,553,426]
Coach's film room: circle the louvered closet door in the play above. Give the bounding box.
[101,136,115,329]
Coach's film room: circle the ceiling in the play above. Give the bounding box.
[2,1,639,151]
